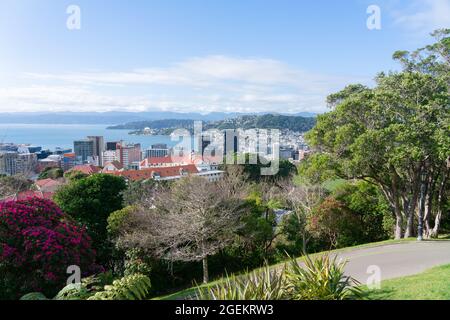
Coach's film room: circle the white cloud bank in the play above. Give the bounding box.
[0,55,368,114]
[392,0,450,35]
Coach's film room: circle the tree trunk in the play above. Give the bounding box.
[302,231,308,253]
[202,256,209,284]
[390,166,404,240]
[404,214,414,238]
[424,189,433,238]
[430,165,448,238]
[404,184,419,238]
[395,214,403,240]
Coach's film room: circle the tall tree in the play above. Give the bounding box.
[117,171,249,283]
[54,174,127,264]
[306,70,449,239]
[280,181,325,252]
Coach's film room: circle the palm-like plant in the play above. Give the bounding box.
[196,264,287,300]
[284,254,363,300]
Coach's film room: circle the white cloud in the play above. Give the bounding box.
[1,55,367,114]
[0,86,150,112]
[392,0,450,35]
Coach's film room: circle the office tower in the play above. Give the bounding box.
[0,152,37,176]
[106,141,119,151]
[102,150,119,164]
[223,130,239,155]
[74,139,94,163]
[87,136,105,166]
[145,144,169,159]
[117,142,141,169]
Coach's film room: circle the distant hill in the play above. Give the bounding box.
[108,114,316,133]
[207,114,316,132]
[108,119,197,130]
[0,111,317,125]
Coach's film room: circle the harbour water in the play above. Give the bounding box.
[0,124,178,151]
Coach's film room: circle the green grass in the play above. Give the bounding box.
[155,234,450,300]
[365,264,450,300]
[154,237,420,300]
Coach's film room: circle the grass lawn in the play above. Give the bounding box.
[365,264,450,300]
[154,237,420,300]
[155,234,450,300]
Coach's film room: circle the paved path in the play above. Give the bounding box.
[329,241,450,284]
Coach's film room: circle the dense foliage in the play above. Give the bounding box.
[37,168,64,180]
[0,198,97,299]
[108,114,316,133]
[54,174,127,265]
[304,30,449,239]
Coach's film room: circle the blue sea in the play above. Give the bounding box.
[0,124,178,151]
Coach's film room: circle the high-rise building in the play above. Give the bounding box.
[145,144,169,159]
[74,139,94,163]
[224,130,239,155]
[117,142,141,169]
[102,150,119,164]
[0,152,37,176]
[106,141,119,151]
[87,136,105,166]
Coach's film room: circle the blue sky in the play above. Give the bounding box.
[0,0,449,114]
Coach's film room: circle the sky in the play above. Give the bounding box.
[0,0,449,114]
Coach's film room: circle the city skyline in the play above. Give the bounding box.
[1,0,449,114]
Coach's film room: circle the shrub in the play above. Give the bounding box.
[0,198,98,299]
[88,274,151,300]
[307,197,365,248]
[284,254,363,300]
[196,255,364,300]
[196,264,286,300]
[38,168,63,180]
[54,174,127,265]
[19,272,149,300]
[20,292,48,300]
[107,206,136,237]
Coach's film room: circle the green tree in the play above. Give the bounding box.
[38,167,63,180]
[54,174,127,264]
[332,181,392,241]
[306,45,449,239]
[307,197,364,249]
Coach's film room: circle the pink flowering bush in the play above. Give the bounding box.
[0,197,98,299]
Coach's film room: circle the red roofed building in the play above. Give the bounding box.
[35,178,64,193]
[107,164,199,181]
[101,161,124,173]
[139,156,188,169]
[69,164,101,175]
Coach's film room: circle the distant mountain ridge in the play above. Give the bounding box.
[108,114,316,133]
[0,111,317,125]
